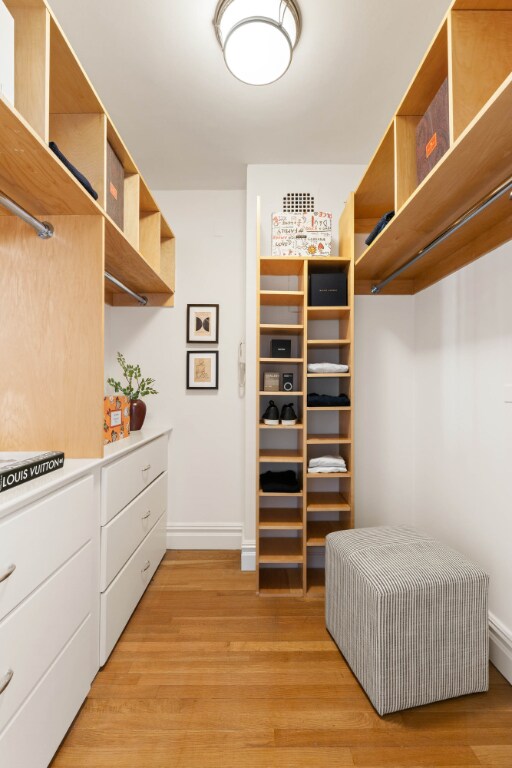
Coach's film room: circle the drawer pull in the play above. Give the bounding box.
[0,669,13,695]
[142,464,151,473]
[0,564,16,584]
[142,511,151,521]
[142,560,151,574]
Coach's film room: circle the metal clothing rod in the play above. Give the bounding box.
[104,271,148,306]
[0,192,54,239]
[371,176,512,295]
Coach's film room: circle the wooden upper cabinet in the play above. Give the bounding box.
[351,0,512,295]
[1,0,175,307]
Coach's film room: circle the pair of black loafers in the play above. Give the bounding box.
[262,400,297,426]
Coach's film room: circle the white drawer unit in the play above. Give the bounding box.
[0,427,170,766]
[0,475,94,622]
[101,434,168,525]
[101,471,167,591]
[0,542,93,733]
[100,509,166,664]
[0,615,93,768]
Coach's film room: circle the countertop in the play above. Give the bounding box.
[0,421,172,521]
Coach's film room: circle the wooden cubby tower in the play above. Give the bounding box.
[256,200,354,597]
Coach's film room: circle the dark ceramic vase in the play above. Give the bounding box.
[130,399,147,431]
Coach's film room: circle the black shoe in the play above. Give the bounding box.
[280,403,298,425]
[262,400,279,425]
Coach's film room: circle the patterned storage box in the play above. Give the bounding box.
[103,395,130,444]
[272,212,332,257]
[326,526,489,715]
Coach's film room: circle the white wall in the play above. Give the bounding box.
[105,190,246,549]
[414,242,512,681]
[355,296,416,528]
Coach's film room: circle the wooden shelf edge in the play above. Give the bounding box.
[355,74,512,290]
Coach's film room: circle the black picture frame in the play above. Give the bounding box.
[186,304,219,344]
[186,350,219,390]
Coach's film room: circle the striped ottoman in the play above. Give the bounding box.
[325,526,489,715]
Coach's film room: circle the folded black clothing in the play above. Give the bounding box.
[307,392,351,407]
[260,470,300,493]
[365,210,394,246]
[49,141,99,201]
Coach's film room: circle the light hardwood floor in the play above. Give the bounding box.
[52,551,512,768]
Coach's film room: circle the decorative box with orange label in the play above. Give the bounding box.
[106,142,125,230]
[415,78,449,185]
[104,395,130,444]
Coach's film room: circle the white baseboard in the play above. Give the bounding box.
[166,524,242,550]
[489,612,512,684]
[241,542,256,571]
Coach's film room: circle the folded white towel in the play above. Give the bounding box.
[307,362,349,373]
[309,455,346,468]
[308,466,347,474]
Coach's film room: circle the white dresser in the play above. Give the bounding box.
[0,475,98,768]
[0,426,171,767]
[99,434,168,664]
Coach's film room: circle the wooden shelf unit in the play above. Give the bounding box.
[352,0,512,295]
[256,202,355,597]
[0,0,176,458]
[1,0,175,307]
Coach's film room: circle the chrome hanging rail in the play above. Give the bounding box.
[104,271,148,306]
[371,176,512,295]
[0,191,54,239]
[0,190,148,306]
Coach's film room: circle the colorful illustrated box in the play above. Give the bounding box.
[272,211,332,257]
[104,395,130,444]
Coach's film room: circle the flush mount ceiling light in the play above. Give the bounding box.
[214,0,301,86]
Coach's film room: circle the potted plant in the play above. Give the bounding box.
[107,352,158,431]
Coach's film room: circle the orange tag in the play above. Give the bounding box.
[109,181,118,200]
[425,132,437,159]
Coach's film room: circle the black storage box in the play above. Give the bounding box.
[309,271,348,307]
[271,339,292,358]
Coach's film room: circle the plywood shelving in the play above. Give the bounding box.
[1,0,175,309]
[0,0,176,458]
[256,202,354,597]
[260,290,305,306]
[259,508,303,529]
[352,0,512,295]
[259,568,303,596]
[259,538,304,563]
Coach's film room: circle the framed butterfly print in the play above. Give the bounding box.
[187,304,219,344]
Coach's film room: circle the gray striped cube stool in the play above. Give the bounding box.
[325,526,489,715]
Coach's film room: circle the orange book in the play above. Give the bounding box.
[103,395,130,444]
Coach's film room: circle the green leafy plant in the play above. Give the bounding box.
[107,352,158,400]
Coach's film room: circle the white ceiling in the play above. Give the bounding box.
[49,0,451,190]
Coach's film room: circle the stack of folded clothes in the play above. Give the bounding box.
[308,455,347,474]
[260,470,300,493]
[307,363,349,373]
[307,392,350,407]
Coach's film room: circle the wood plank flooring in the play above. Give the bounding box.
[52,551,512,768]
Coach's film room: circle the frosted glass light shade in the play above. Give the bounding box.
[214,0,301,85]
